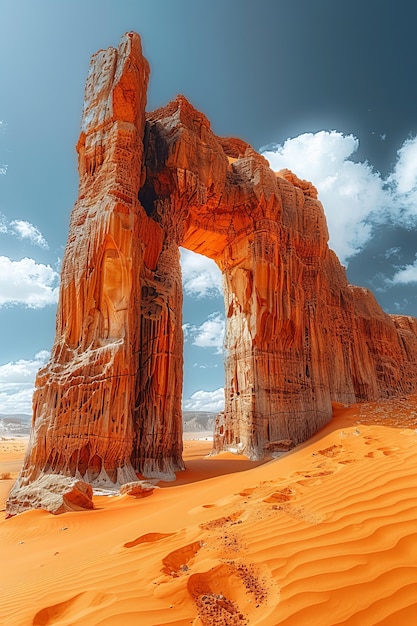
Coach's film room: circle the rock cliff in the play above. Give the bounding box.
[7,32,417,514]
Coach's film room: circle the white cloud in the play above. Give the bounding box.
[384,247,401,260]
[0,350,50,388]
[0,212,49,248]
[385,136,417,222]
[9,219,49,249]
[183,387,225,413]
[0,350,50,414]
[0,388,34,415]
[193,362,218,369]
[0,256,59,308]
[180,248,222,298]
[388,136,417,195]
[262,131,387,264]
[185,312,225,353]
[262,131,417,268]
[390,257,417,285]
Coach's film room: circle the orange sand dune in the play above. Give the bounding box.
[1,401,417,625]
[0,438,28,510]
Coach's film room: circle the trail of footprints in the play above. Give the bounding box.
[26,427,409,626]
[123,511,277,624]
[120,430,400,624]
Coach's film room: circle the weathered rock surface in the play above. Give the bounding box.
[264,440,295,454]
[119,481,157,498]
[7,32,417,514]
[6,476,94,516]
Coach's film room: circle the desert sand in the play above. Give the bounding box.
[1,399,417,626]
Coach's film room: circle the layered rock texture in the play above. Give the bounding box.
[7,32,417,514]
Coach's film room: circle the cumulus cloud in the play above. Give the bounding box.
[9,219,49,249]
[0,388,34,415]
[183,387,225,413]
[0,350,50,414]
[0,350,50,390]
[180,248,222,298]
[262,131,417,268]
[262,131,387,264]
[0,256,59,308]
[0,212,49,249]
[388,136,417,195]
[184,312,225,354]
[390,257,417,285]
[386,135,417,220]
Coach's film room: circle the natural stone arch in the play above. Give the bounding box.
[7,32,417,515]
[140,95,336,462]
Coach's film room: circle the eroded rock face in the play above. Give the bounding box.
[7,32,417,514]
[119,481,157,498]
[6,476,94,516]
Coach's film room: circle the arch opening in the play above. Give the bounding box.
[180,248,225,434]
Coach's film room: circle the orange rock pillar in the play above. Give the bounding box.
[214,170,333,458]
[7,32,182,512]
[133,223,185,479]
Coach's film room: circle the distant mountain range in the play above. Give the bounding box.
[0,412,216,437]
[182,411,216,432]
[0,414,31,438]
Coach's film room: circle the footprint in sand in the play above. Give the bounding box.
[271,502,324,524]
[263,487,295,504]
[261,485,324,524]
[198,510,247,556]
[377,446,400,457]
[316,444,358,467]
[123,532,175,548]
[295,470,334,486]
[200,510,244,531]
[317,444,343,457]
[364,435,379,445]
[32,591,116,625]
[237,487,256,498]
[187,560,279,625]
[161,540,203,576]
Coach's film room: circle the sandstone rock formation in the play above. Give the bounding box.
[119,481,157,498]
[7,32,417,514]
[6,476,94,516]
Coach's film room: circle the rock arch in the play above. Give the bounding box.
[8,33,417,513]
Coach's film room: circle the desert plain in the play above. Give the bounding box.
[1,398,417,626]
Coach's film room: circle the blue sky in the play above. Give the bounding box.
[2,0,417,414]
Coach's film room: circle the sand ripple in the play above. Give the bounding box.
[1,399,417,624]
